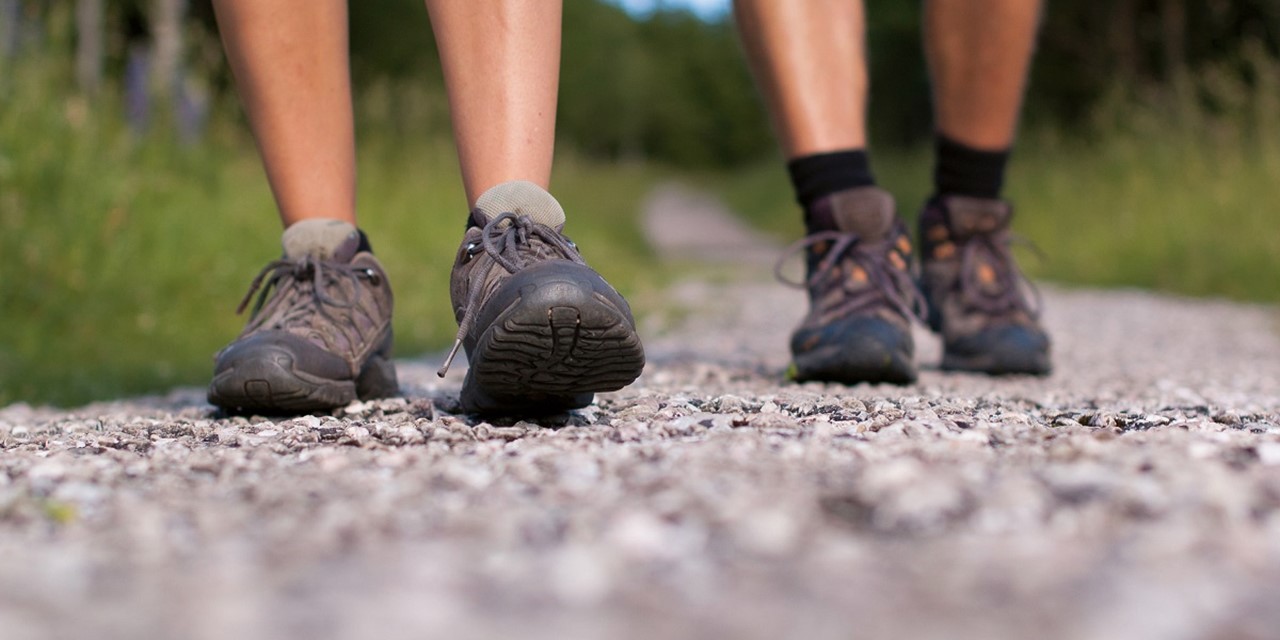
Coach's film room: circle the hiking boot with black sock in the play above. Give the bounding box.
[918,195,1051,375]
[209,219,398,414]
[438,181,645,415]
[781,186,925,385]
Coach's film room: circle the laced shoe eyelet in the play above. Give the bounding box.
[460,242,481,265]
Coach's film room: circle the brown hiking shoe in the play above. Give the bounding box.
[780,186,925,385]
[208,219,398,414]
[918,195,1051,375]
[438,181,645,415]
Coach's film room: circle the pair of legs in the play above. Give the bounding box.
[219,0,1039,228]
[735,0,1050,380]
[208,0,1046,416]
[734,0,1039,167]
[211,0,561,221]
[209,0,644,415]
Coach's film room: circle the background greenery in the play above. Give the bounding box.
[2,0,1278,406]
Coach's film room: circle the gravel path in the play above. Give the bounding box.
[3,188,1279,640]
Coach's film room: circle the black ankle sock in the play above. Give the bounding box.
[934,134,1010,200]
[356,229,374,254]
[787,149,876,213]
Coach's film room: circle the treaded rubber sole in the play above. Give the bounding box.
[789,316,917,385]
[791,341,917,385]
[461,288,645,416]
[939,325,1052,376]
[208,350,398,415]
[941,349,1051,376]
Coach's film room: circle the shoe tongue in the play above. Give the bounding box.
[473,181,566,229]
[941,197,1013,295]
[281,219,361,262]
[821,187,896,240]
[943,195,1012,237]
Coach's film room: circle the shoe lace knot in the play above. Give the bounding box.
[236,255,381,330]
[776,230,927,324]
[956,229,1043,319]
[437,212,584,377]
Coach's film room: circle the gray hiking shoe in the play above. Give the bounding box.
[208,219,398,414]
[780,186,925,385]
[438,181,645,415]
[918,195,1051,375]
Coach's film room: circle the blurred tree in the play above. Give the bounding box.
[149,0,184,103]
[1033,0,1280,126]
[864,0,931,146]
[348,0,437,83]
[559,4,771,166]
[75,0,103,94]
[0,0,14,56]
[14,0,1280,161]
[559,0,649,160]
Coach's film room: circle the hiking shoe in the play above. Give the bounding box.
[779,186,925,385]
[208,219,398,414]
[438,181,645,415]
[918,195,1051,375]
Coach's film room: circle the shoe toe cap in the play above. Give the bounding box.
[790,315,916,384]
[946,323,1051,375]
[214,331,353,381]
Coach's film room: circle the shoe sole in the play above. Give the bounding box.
[938,324,1052,376]
[941,349,1051,376]
[460,270,645,415]
[790,315,917,385]
[792,340,917,385]
[208,348,398,415]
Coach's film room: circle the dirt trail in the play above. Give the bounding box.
[2,185,1279,640]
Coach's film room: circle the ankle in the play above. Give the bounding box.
[787,150,876,233]
[933,134,1010,200]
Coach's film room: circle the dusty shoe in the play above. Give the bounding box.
[780,186,924,385]
[918,195,1051,375]
[208,219,398,414]
[439,181,645,415]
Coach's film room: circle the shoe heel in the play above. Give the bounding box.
[356,354,399,400]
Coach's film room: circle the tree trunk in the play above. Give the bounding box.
[1160,0,1187,82]
[1109,0,1139,83]
[149,0,185,103]
[0,0,19,58]
[76,0,105,94]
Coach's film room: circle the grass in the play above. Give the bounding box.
[1009,108,1280,301]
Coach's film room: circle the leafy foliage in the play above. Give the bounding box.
[18,0,1280,161]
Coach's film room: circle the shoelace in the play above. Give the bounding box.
[236,256,380,330]
[775,230,927,323]
[956,231,1043,318]
[437,212,585,377]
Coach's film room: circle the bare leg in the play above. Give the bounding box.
[919,0,1052,377]
[733,0,922,386]
[732,0,868,159]
[925,0,1041,149]
[425,0,561,206]
[212,0,356,227]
